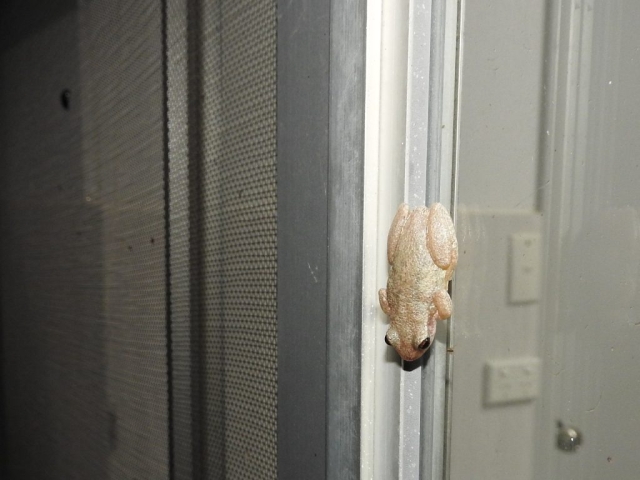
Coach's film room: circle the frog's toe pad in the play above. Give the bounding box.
[379,288,392,315]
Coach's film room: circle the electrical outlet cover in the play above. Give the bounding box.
[485,357,541,405]
[509,232,541,303]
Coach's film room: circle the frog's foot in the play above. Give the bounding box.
[379,288,392,315]
[387,203,410,264]
[433,288,452,320]
[427,203,458,273]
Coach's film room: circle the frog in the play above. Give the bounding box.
[378,202,458,362]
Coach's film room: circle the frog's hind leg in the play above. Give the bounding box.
[433,288,453,320]
[426,202,458,273]
[387,203,410,264]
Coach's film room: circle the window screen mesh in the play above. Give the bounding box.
[0,1,168,478]
[0,0,277,479]
[198,1,278,478]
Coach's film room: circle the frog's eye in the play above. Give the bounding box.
[384,335,391,345]
[418,337,430,350]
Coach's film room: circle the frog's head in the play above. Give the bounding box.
[384,319,436,362]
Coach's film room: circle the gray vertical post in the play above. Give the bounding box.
[277,0,366,478]
[277,0,330,478]
[421,2,450,477]
[327,0,366,479]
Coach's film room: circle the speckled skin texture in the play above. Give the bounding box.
[379,203,458,361]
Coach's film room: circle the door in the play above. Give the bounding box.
[448,1,640,479]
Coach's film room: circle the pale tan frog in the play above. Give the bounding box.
[379,203,458,361]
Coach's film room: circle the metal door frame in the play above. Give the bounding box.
[166,0,460,477]
[277,0,366,478]
[277,0,460,479]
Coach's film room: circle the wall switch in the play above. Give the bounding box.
[485,357,541,405]
[509,232,541,303]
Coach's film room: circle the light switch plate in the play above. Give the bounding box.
[485,357,541,405]
[509,232,541,303]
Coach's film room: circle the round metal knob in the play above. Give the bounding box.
[556,422,583,452]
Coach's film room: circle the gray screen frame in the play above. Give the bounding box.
[276,0,366,479]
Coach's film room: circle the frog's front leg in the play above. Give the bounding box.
[426,202,458,272]
[432,288,453,320]
[378,288,392,315]
[387,203,410,264]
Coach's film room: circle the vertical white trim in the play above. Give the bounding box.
[362,0,460,478]
[402,1,433,478]
[361,0,410,479]
[360,1,383,476]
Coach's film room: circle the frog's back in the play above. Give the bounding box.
[389,207,444,300]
